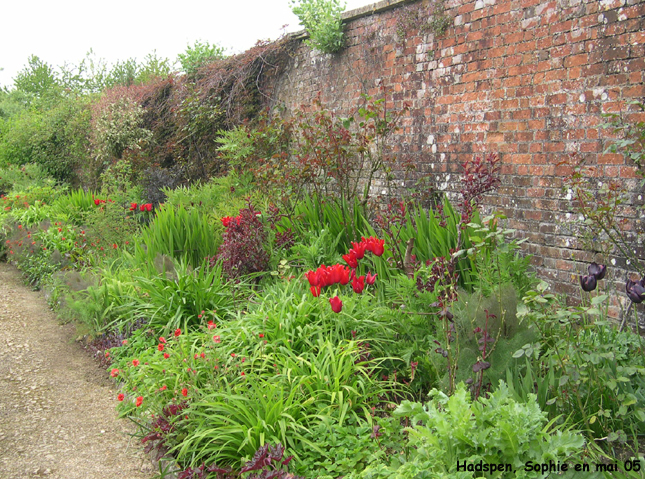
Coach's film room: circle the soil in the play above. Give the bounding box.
[0,262,155,479]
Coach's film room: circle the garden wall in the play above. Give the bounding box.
[270,0,645,316]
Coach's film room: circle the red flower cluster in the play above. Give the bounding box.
[342,237,385,267]
[306,264,351,296]
[94,199,106,206]
[305,237,383,313]
[139,203,153,212]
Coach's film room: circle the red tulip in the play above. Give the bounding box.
[329,296,343,313]
[343,251,359,268]
[365,272,377,285]
[350,241,366,260]
[352,275,365,294]
[310,285,322,297]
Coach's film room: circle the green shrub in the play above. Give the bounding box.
[290,0,346,54]
[136,204,219,268]
[354,382,585,479]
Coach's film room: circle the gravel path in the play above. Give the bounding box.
[0,262,154,479]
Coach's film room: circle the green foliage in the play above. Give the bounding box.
[517,282,645,447]
[603,100,645,175]
[0,95,91,181]
[13,55,61,100]
[136,204,220,268]
[132,259,235,334]
[0,163,56,196]
[450,284,538,389]
[354,382,585,479]
[290,0,346,54]
[178,40,226,75]
[92,96,152,162]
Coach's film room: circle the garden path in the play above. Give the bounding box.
[0,262,154,479]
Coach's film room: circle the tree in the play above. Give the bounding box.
[13,55,60,97]
[177,40,226,76]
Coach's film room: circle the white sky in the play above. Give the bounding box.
[0,0,374,89]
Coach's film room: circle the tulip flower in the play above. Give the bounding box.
[350,241,366,260]
[626,278,645,304]
[329,296,343,313]
[352,274,365,294]
[579,274,597,292]
[588,262,607,280]
[343,251,359,268]
[310,285,322,297]
[129,202,138,211]
[365,272,377,285]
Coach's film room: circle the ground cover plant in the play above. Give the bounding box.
[1,50,644,478]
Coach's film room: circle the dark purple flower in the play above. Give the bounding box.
[580,275,597,292]
[588,263,607,281]
[626,279,645,304]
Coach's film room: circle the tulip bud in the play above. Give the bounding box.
[579,274,597,292]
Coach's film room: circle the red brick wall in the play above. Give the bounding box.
[270,0,645,314]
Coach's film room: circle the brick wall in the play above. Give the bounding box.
[269,0,645,318]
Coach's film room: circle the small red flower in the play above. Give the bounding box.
[110,368,119,377]
[231,353,236,357]
[163,353,170,359]
[112,243,117,249]
[207,320,216,330]
[160,385,167,391]
[182,388,188,397]
[329,296,343,313]
[259,333,264,338]
[132,359,140,367]
[117,393,124,401]
[365,272,377,285]
[221,216,233,227]
[241,372,245,376]
[213,335,221,343]
[135,396,143,407]
[158,344,165,352]
[159,336,166,343]
[129,202,138,211]
[174,328,181,337]
[200,352,205,358]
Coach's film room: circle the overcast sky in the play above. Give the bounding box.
[0,0,374,89]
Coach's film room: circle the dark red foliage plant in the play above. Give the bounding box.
[215,201,269,281]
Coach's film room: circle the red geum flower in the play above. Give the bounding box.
[343,251,359,268]
[110,368,119,377]
[132,359,140,367]
[213,335,221,343]
[365,272,377,285]
[207,320,216,330]
[158,344,165,352]
[182,388,188,397]
[259,333,264,338]
[117,393,124,401]
[329,296,343,313]
[352,274,365,294]
[174,328,181,337]
[310,285,322,297]
[135,396,143,407]
[163,353,170,359]
[221,216,233,227]
[159,336,166,343]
